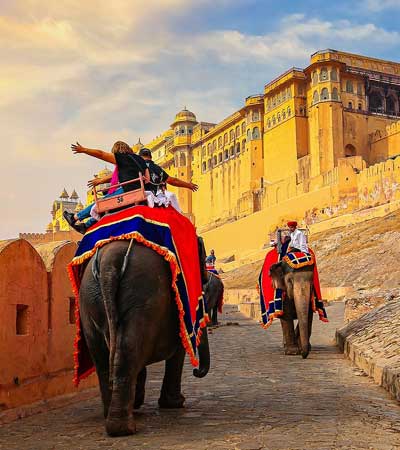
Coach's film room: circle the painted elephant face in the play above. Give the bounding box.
[269,263,286,290]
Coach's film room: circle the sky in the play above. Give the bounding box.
[2,0,400,239]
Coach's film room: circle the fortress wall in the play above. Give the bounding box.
[201,185,334,260]
[0,239,96,414]
[19,230,81,244]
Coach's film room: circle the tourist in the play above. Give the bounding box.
[287,221,308,253]
[205,249,217,273]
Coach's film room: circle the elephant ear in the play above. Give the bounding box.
[269,262,285,290]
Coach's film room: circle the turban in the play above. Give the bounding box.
[287,221,297,227]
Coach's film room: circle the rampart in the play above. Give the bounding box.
[0,239,96,418]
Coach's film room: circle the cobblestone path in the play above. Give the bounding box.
[1,302,400,450]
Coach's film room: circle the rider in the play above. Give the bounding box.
[287,221,308,253]
[205,249,218,274]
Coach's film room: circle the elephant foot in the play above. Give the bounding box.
[284,345,300,356]
[105,417,136,437]
[158,392,185,409]
[302,350,310,359]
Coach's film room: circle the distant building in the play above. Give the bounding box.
[47,188,83,233]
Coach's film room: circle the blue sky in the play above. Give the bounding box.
[1,0,400,238]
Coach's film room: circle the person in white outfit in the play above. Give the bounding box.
[287,221,309,253]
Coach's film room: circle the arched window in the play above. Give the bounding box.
[230,146,235,156]
[312,71,318,85]
[358,103,362,111]
[321,88,329,100]
[313,90,319,104]
[346,80,353,93]
[369,91,384,113]
[277,113,281,123]
[247,129,251,140]
[207,159,212,169]
[180,126,185,135]
[235,125,240,137]
[299,106,304,115]
[282,110,286,120]
[230,129,235,141]
[272,115,276,125]
[188,127,193,134]
[224,149,229,160]
[282,91,286,102]
[213,155,217,165]
[201,146,206,157]
[332,87,339,100]
[202,161,206,172]
[212,140,217,151]
[348,102,353,109]
[267,119,271,128]
[387,96,396,115]
[218,152,223,163]
[357,83,363,95]
[218,136,222,148]
[319,67,328,81]
[345,144,356,157]
[287,106,291,116]
[272,97,276,107]
[241,139,246,152]
[252,127,260,139]
[179,153,186,166]
[252,111,259,121]
[207,143,211,155]
[330,68,338,81]
[241,122,246,134]
[236,142,241,154]
[224,133,228,144]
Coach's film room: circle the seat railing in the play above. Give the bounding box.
[93,173,146,214]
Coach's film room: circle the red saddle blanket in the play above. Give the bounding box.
[258,248,328,329]
[68,205,209,386]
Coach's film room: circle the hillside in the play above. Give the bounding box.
[221,209,400,291]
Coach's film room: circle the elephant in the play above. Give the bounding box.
[203,272,224,326]
[269,261,314,359]
[79,239,210,437]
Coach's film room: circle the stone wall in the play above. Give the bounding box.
[0,239,96,419]
[336,299,400,402]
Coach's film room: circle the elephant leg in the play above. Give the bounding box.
[134,367,147,410]
[211,305,218,326]
[159,346,186,408]
[280,318,299,355]
[307,307,313,352]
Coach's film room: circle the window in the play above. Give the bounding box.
[358,103,362,111]
[224,133,228,144]
[230,146,235,157]
[207,159,212,169]
[218,152,223,163]
[369,91,384,113]
[247,129,251,140]
[287,106,291,116]
[213,155,217,165]
[277,112,281,122]
[201,146,206,157]
[312,71,318,85]
[241,122,246,134]
[212,140,217,151]
[330,68,338,81]
[180,127,185,134]
[188,127,193,134]
[175,128,179,135]
[16,305,29,335]
[267,119,271,128]
[287,87,292,98]
[348,102,353,109]
[224,149,229,160]
[313,90,319,104]
[241,139,246,152]
[357,83,363,96]
[319,67,328,81]
[387,96,396,115]
[345,144,356,157]
[299,106,304,115]
[332,87,339,100]
[272,115,276,125]
[180,153,186,166]
[321,88,329,100]
[207,143,211,155]
[252,111,259,121]
[218,136,222,148]
[346,80,353,93]
[236,142,241,154]
[202,161,206,172]
[252,127,260,139]
[235,125,240,137]
[282,110,286,120]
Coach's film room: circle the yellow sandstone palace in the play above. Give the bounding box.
[142,49,400,259]
[44,50,400,260]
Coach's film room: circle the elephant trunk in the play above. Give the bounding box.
[193,327,210,378]
[293,279,312,359]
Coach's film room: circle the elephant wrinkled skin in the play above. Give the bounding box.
[269,261,314,359]
[79,241,210,437]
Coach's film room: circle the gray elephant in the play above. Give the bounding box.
[269,261,314,359]
[79,240,210,437]
[203,272,224,326]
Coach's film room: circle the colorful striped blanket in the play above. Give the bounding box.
[68,205,209,386]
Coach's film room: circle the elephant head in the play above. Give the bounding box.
[269,261,314,359]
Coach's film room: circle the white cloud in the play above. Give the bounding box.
[365,0,400,11]
[1,3,400,238]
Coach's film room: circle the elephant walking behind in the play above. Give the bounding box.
[79,241,210,436]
